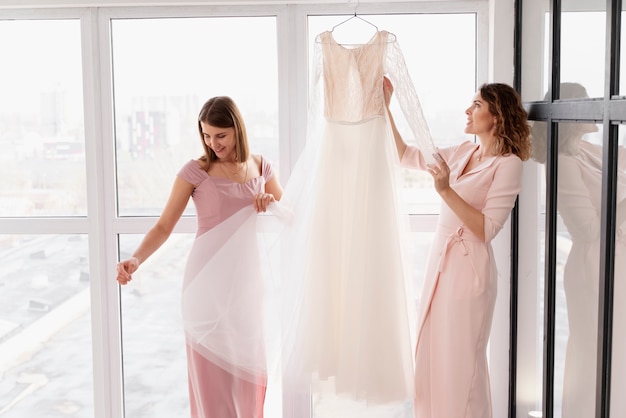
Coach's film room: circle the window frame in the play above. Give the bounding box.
[0,2,491,417]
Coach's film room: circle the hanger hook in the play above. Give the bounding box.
[348,0,360,16]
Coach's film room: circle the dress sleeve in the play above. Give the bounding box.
[177,159,207,186]
[400,143,459,170]
[384,37,437,164]
[261,156,275,183]
[400,145,428,170]
[483,156,524,242]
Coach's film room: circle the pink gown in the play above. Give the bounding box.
[177,157,274,418]
[401,141,523,418]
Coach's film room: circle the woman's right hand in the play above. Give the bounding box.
[253,192,275,213]
[116,257,139,285]
[427,152,452,195]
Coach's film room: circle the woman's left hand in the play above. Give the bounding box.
[427,152,452,195]
[254,192,275,213]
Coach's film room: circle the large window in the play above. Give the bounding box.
[0,18,95,418]
[0,3,486,418]
[112,16,279,217]
[520,1,626,417]
[110,15,281,416]
[0,19,85,217]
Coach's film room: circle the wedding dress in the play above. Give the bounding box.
[278,29,435,417]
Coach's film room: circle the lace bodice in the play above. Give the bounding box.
[312,30,435,159]
[318,30,388,122]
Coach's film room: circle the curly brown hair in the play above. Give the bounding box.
[479,83,532,161]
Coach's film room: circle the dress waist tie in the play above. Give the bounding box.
[437,226,480,278]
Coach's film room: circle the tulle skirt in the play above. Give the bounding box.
[181,206,271,417]
[279,115,415,415]
[179,114,416,417]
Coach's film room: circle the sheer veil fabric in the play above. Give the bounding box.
[274,29,436,417]
[177,156,284,417]
[182,206,268,383]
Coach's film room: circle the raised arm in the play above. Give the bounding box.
[384,76,408,159]
[384,40,436,164]
[252,155,285,213]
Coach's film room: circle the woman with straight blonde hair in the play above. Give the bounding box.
[117,96,284,418]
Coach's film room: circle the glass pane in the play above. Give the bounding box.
[611,126,626,417]
[119,234,192,416]
[521,0,550,101]
[526,82,605,417]
[556,119,603,418]
[522,1,606,101]
[0,20,86,217]
[520,1,551,416]
[112,17,279,216]
[620,9,626,96]
[307,13,476,214]
[560,1,606,99]
[527,117,548,418]
[0,234,92,417]
[530,117,604,418]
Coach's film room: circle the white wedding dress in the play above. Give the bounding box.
[278,30,435,417]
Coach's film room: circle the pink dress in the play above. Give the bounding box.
[557,141,626,418]
[401,141,523,418]
[177,157,274,418]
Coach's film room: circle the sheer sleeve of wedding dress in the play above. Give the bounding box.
[384,37,437,163]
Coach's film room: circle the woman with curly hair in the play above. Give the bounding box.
[384,78,531,418]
